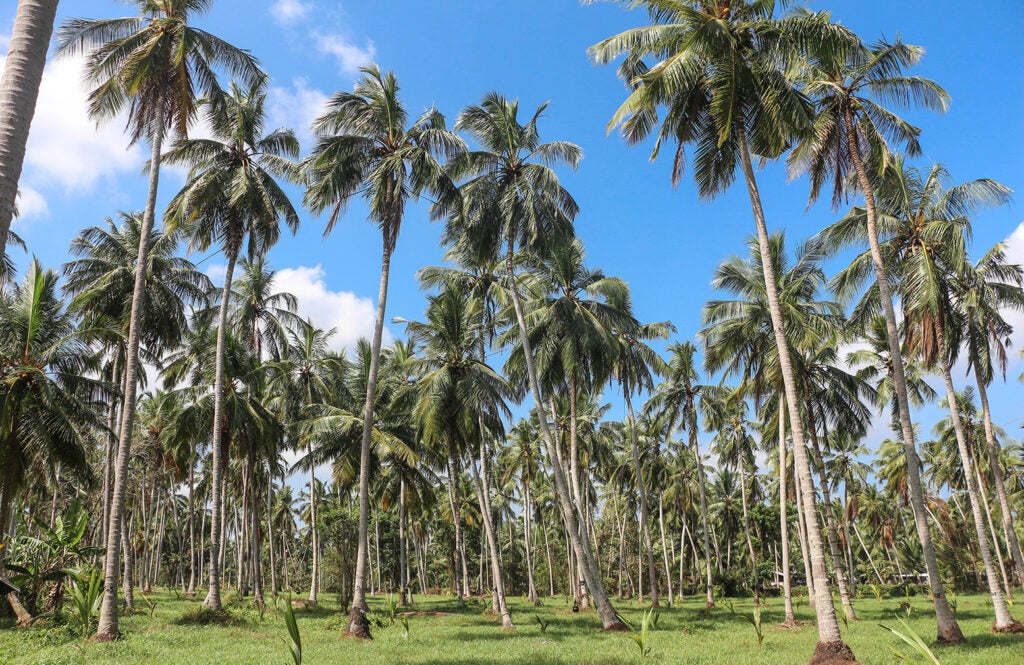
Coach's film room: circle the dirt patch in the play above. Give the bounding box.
[774,620,803,630]
[808,640,861,665]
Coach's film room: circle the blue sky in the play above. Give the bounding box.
[3,0,1023,458]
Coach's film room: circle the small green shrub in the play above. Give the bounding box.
[68,568,102,638]
[880,618,941,664]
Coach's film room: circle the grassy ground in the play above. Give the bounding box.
[1,590,1021,664]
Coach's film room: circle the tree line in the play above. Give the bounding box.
[0,2,1022,664]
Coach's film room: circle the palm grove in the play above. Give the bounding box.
[0,2,1022,664]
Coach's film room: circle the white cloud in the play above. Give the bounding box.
[267,77,329,149]
[13,186,48,224]
[0,47,144,193]
[1001,221,1024,359]
[312,31,375,74]
[270,0,312,24]
[275,264,391,352]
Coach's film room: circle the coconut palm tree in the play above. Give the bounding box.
[439,92,625,630]
[887,164,1020,632]
[0,260,103,624]
[0,0,60,258]
[303,65,461,637]
[404,285,515,628]
[646,341,716,607]
[62,212,209,548]
[590,5,854,656]
[56,0,261,637]
[954,244,1024,589]
[793,28,962,641]
[229,256,302,361]
[163,79,299,611]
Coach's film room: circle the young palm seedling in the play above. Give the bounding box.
[281,595,302,665]
[69,568,103,640]
[534,615,551,634]
[619,608,658,659]
[880,618,941,665]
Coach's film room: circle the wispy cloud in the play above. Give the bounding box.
[312,31,375,74]
[269,0,312,25]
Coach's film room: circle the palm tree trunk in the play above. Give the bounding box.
[976,461,1011,597]
[347,236,394,638]
[505,238,625,630]
[974,369,1024,589]
[625,392,659,607]
[96,112,164,640]
[472,440,514,629]
[737,453,759,603]
[523,479,539,604]
[688,418,715,608]
[203,247,238,612]
[308,465,318,604]
[842,106,962,643]
[779,400,796,626]
[268,475,277,596]
[934,317,1020,631]
[659,496,673,605]
[736,127,851,659]
[0,0,59,257]
[852,523,884,586]
[806,402,856,620]
[445,455,465,606]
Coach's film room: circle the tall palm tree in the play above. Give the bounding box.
[268,320,347,604]
[0,260,102,624]
[440,93,625,630]
[793,29,962,641]
[163,79,299,611]
[405,285,515,628]
[889,164,1020,632]
[303,64,461,637]
[646,341,716,607]
[62,212,209,549]
[955,244,1024,589]
[56,0,261,637]
[590,5,854,656]
[0,0,60,258]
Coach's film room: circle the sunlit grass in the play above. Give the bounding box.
[2,591,1021,664]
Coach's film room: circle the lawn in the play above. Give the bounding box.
[1,591,1021,665]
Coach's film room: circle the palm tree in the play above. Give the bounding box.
[646,341,716,607]
[56,0,261,638]
[163,79,299,611]
[303,64,461,637]
[404,285,515,628]
[440,93,625,630]
[590,5,853,656]
[889,164,1020,632]
[62,212,210,548]
[268,320,347,604]
[229,256,302,360]
[0,0,60,258]
[955,244,1024,589]
[793,30,962,642]
[0,260,102,624]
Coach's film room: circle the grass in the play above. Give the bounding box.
[1,591,1021,664]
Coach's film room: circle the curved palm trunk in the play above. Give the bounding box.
[203,249,238,612]
[842,107,962,643]
[187,459,196,595]
[347,238,394,638]
[625,393,659,607]
[736,128,853,662]
[793,460,816,606]
[806,403,856,620]
[96,116,164,640]
[445,455,466,606]
[472,438,514,629]
[505,238,626,631]
[0,0,59,257]
[688,417,715,607]
[934,319,1020,631]
[522,478,539,604]
[974,370,1024,590]
[778,400,796,626]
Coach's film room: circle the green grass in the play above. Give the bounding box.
[1,591,1020,664]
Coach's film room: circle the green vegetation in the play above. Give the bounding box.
[2,592,1021,665]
